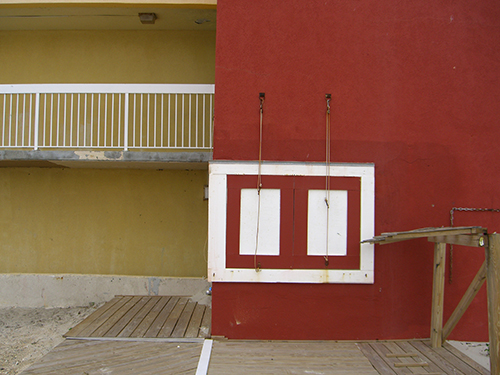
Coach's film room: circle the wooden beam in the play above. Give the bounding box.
[428,234,487,248]
[486,234,500,375]
[430,242,446,348]
[442,260,487,341]
[362,226,487,244]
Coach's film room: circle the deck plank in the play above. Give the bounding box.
[383,341,427,374]
[130,296,171,338]
[199,305,211,338]
[117,295,161,337]
[443,342,490,375]
[422,340,485,375]
[90,296,142,337]
[396,341,446,374]
[158,296,189,337]
[185,303,206,338]
[76,296,133,337]
[104,296,151,337]
[144,296,180,338]
[172,301,197,338]
[358,343,398,374]
[63,296,121,337]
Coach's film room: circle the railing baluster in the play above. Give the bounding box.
[34,93,40,150]
[161,94,164,148]
[147,94,150,147]
[70,94,73,147]
[84,94,87,147]
[22,94,26,146]
[181,94,185,147]
[29,94,32,147]
[77,94,81,147]
[15,94,19,146]
[154,94,157,147]
[124,93,129,151]
[174,94,177,148]
[97,93,101,147]
[9,93,13,146]
[104,94,108,147]
[168,94,171,147]
[188,94,192,148]
[2,94,5,147]
[63,94,67,147]
[210,94,213,149]
[111,94,114,148]
[117,94,121,148]
[57,93,60,146]
[133,94,136,148]
[195,94,199,148]
[203,94,206,149]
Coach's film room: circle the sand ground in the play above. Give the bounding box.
[0,306,99,375]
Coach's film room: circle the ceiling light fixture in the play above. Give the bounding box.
[139,13,157,25]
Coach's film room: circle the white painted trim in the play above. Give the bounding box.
[208,161,375,284]
[195,339,213,375]
[0,84,215,95]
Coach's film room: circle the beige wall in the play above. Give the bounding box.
[0,1,216,6]
[0,167,208,277]
[0,29,215,84]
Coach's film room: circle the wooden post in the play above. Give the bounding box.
[430,242,446,348]
[486,234,500,375]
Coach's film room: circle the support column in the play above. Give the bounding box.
[486,234,500,374]
[430,242,446,348]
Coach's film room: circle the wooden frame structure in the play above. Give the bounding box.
[364,226,499,374]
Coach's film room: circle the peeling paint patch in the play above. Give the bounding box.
[74,151,124,161]
[148,277,160,296]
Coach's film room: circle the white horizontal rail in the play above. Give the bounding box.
[0,84,215,95]
[0,84,214,151]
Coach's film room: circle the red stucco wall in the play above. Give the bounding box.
[212,0,500,340]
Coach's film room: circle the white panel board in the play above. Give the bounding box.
[239,189,281,256]
[208,161,375,284]
[307,190,348,256]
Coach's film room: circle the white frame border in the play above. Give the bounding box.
[208,161,375,284]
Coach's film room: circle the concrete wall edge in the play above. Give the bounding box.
[0,273,211,308]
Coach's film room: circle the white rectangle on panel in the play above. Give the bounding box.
[239,189,281,256]
[307,190,348,256]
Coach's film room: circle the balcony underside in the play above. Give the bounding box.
[0,149,211,169]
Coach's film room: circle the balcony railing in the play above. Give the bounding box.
[0,84,214,151]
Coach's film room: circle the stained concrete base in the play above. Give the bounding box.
[0,274,210,308]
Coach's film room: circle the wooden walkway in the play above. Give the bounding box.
[21,339,202,375]
[20,297,490,374]
[21,339,490,374]
[64,295,211,340]
[358,340,489,375]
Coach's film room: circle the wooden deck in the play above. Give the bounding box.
[358,340,489,375]
[21,339,202,375]
[64,295,211,340]
[21,339,490,375]
[20,297,491,374]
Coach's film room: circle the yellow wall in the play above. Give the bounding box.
[0,30,215,84]
[0,167,208,277]
[0,1,216,6]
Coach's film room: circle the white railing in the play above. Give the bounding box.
[0,84,214,151]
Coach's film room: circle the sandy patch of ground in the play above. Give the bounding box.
[0,305,99,375]
[448,340,490,370]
